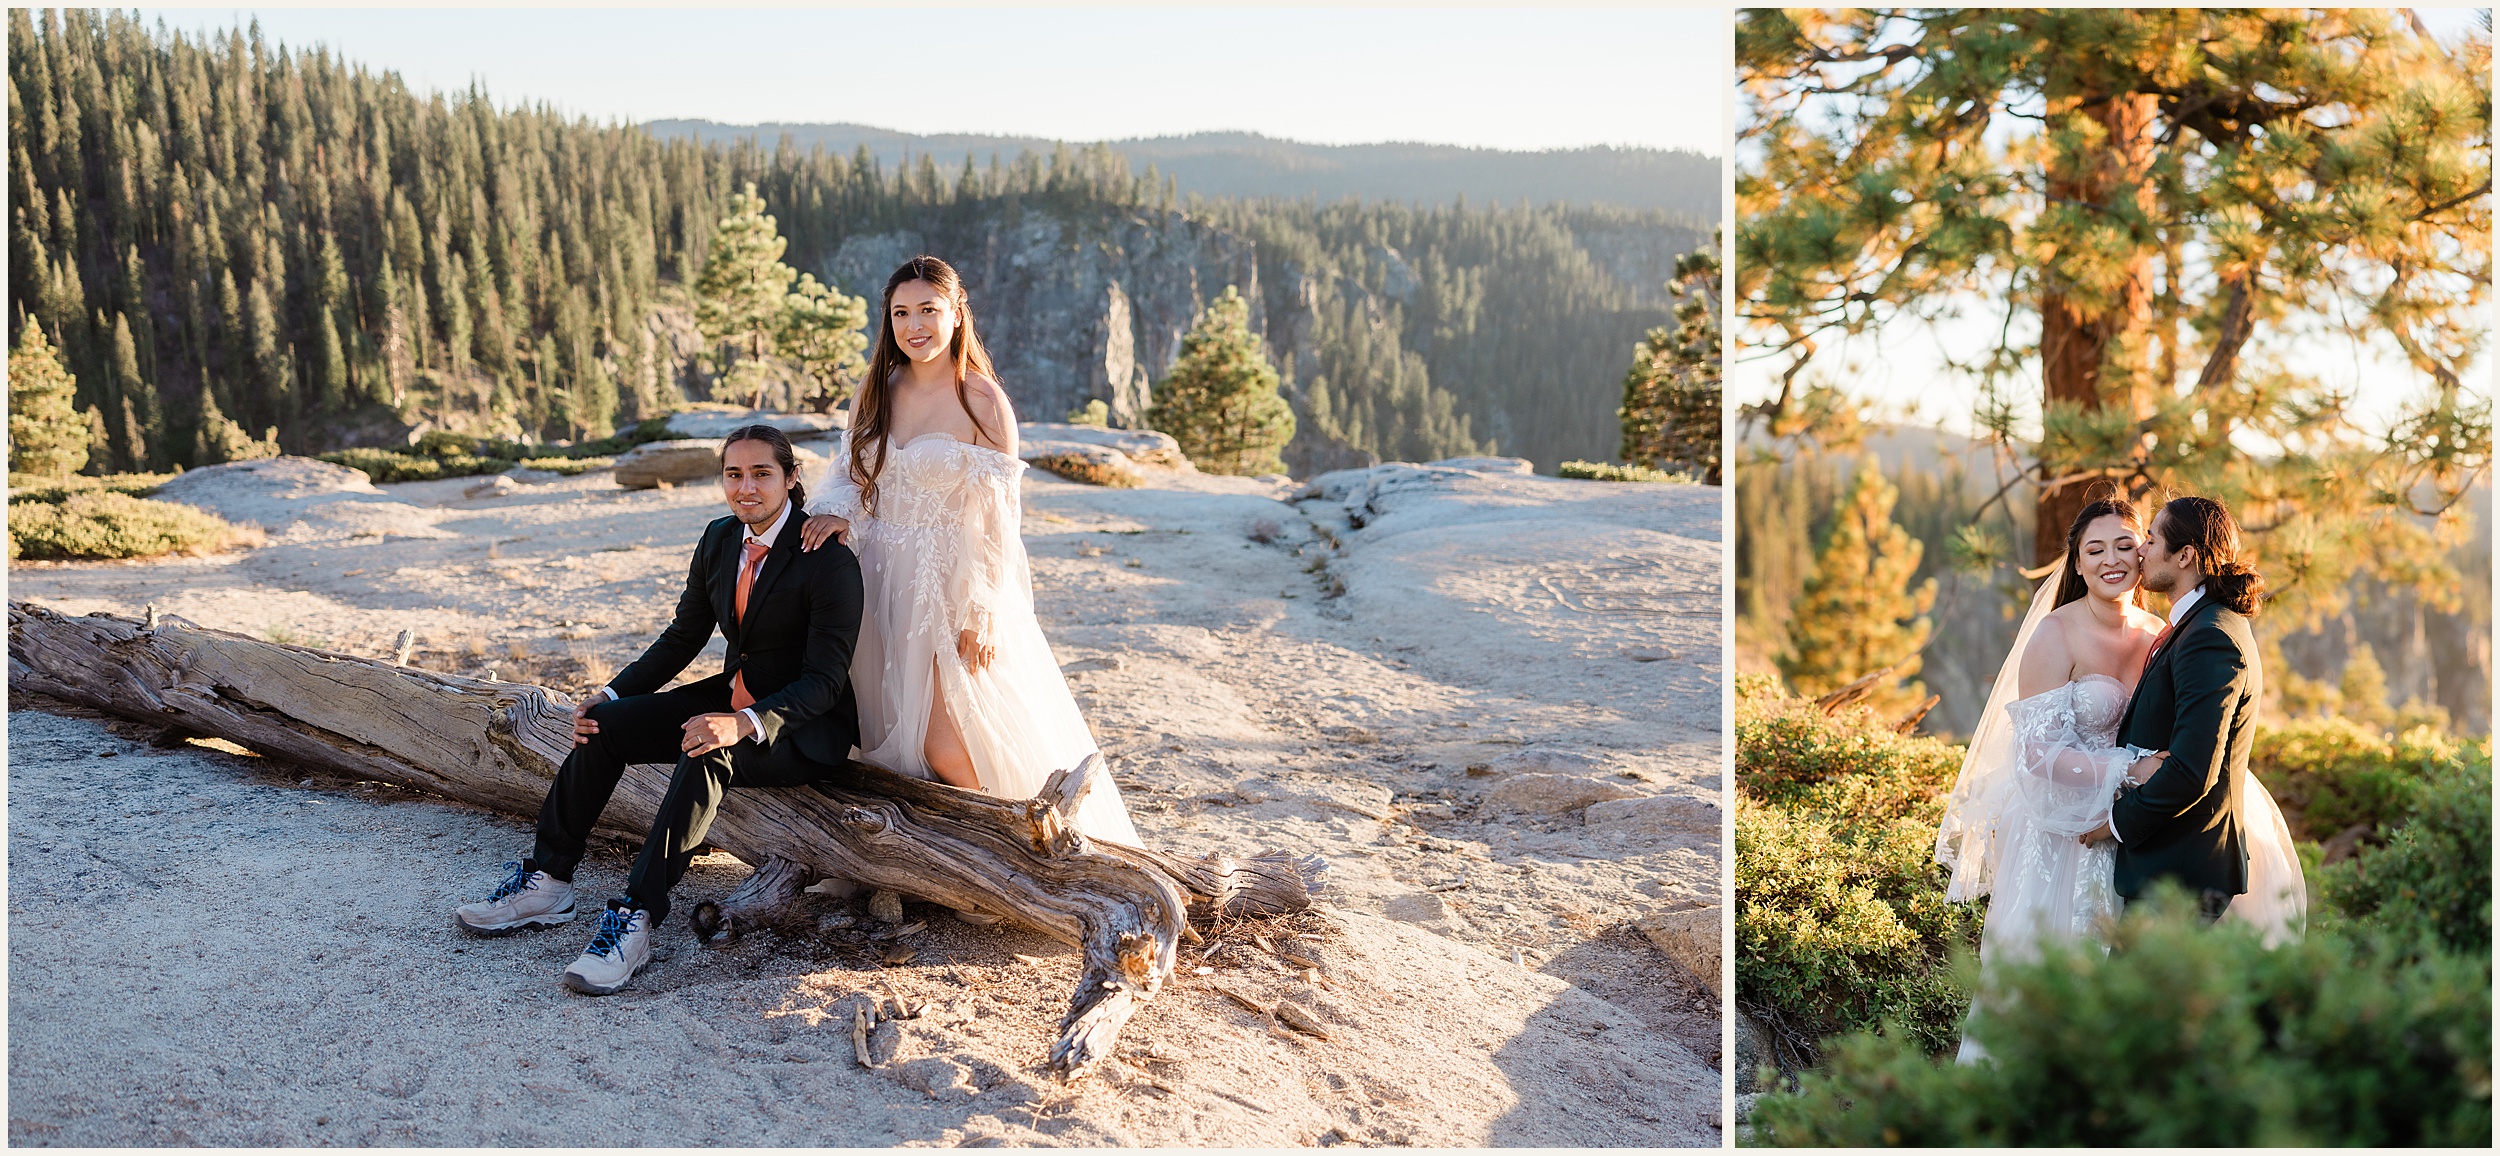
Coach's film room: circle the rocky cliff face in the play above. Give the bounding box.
[819,209,1260,429]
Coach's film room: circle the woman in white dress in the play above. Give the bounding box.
[1935,496,2304,1062]
[796,255,1141,846]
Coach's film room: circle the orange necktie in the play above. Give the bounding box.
[730,537,768,711]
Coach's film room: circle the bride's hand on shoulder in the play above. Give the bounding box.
[800,514,849,551]
[958,626,996,672]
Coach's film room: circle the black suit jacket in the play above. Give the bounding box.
[609,508,864,766]
[2109,591,2258,900]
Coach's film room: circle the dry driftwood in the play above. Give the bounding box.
[7,600,1318,1080]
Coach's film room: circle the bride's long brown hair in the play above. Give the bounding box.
[848,255,997,517]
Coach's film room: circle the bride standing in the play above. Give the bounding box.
[1934,497,2303,1062]
[797,255,1140,845]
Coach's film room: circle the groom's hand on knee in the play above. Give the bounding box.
[680,712,748,757]
[572,693,611,745]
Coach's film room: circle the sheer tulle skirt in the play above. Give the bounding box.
[842,492,1142,848]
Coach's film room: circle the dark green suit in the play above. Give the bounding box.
[2110,591,2258,902]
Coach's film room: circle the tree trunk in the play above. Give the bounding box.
[6,600,1316,1081]
[2034,90,2160,566]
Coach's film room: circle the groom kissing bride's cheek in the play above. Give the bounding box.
[1936,493,2306,1063]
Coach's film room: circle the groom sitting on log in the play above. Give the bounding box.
[454,424,865,995]
[2085,495,2265,922]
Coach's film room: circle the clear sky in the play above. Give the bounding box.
[132,4,1727,155]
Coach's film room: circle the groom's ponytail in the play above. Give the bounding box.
[2158,496,2265,616]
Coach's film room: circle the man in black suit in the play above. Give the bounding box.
[453,424,863,995]
[2085,495,2266,922]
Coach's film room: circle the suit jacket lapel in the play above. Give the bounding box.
[2123,593,2221,738]
[739,508,805,633]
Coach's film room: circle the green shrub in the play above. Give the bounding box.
[1736,674,1963,828]
[320,446,515,483]
[1028,451,1140,488]
[1737,675,1980,1058]
[1748,897,2493,1147]
[2323,749,2491,954]
[1559,459,1692,483]
[1739,799,1983,1058]
[9,471,178,503]
[2256,717,2473,841]
[518,455,615,476]
[319,417,671,483]
[8,489,248,560]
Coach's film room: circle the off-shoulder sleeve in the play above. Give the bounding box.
[2006,691,2132,836]
[947,449,1029,641]
[807,434,864,522]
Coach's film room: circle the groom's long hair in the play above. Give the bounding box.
[2158,496,2265,615]
[722,424,808,512]
[2053,496,2147,608]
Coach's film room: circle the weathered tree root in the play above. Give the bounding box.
[7,600,1316,1080]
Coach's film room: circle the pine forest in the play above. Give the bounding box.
[6,10,1708,476]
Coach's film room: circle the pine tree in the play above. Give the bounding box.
[108,312,161,470]
[192,384,278,465]
[1739,9,2490,629]
[694,184,798,408]
[1620,237,1721,484]
[1779,461,1937,715]
[78,404,109,476]
[1147,286,1296,476]
[775,272,869,406]
[2338,643,2396,733]
[8,318,87,475]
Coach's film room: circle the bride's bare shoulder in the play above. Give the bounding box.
[2015,612,2076,697]
[963,373,1017,453]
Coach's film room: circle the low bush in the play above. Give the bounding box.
[1739,799,1982,1058]
[9,488,252,560]
[1028,451,1140,488]
[318,417,671,483]
[2322,748,2491,954]
[1747,896,2494,1146]
[1559,459,1690,483]
[2255,717,2475,841]
[518,455,615,476]
[322,446,515,483]
[8,471,178,503]
[1737,675,1980,1058]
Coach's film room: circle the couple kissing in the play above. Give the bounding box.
[450,255,1141,995]
[1935,493,2307,1063]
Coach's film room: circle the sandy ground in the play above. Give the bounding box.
[6,455,1722,1146]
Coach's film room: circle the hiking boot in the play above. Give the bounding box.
[455,860,576,936]
[562,902,652,996]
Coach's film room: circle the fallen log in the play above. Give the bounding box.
[7,600,1318,1080]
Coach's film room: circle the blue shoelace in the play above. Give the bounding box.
[487,860,533,903]
[585,907,639,959]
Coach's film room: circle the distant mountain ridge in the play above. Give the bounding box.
[643,121,1720,214]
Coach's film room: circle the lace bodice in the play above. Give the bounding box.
[808,432,1028,641]
[814,433,1024,530]
[2005,674,2127,751]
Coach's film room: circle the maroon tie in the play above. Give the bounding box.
[730,538,767,711]
[2140,621,2176,677]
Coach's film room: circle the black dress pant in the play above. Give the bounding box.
[531,673,836,926]
[2120,886,2237,925]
